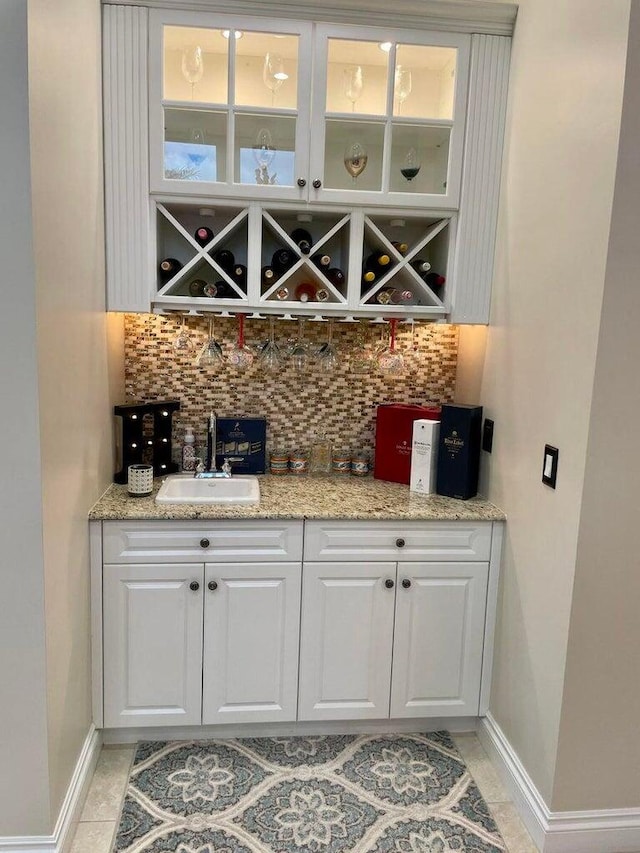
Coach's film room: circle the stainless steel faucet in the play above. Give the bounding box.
[194,411,232,478]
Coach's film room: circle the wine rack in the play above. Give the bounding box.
[152,199,454,319]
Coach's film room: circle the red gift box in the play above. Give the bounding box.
[374,403,441,484]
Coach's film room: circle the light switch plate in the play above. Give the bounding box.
[542,445,559,488]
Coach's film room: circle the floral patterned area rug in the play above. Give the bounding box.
[113,732,506,853]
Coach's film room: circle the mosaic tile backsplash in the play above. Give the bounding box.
[123,314,458,460]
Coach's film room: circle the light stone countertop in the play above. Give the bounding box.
[89,474,505,522]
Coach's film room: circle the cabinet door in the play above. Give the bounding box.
[310,24,470,209]
[149,10,312,201]
[298,561,396,720]
[390,562,488,718]
[202,562,301,724]
[103,563,204,728]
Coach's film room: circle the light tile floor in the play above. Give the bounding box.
[70,734,539,853]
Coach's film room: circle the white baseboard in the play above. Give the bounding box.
[103,715,479,744]
[0,725,102,853]
[479,713,640,853]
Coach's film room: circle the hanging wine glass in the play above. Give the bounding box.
[343,65,364,112]
[181,45,204,100]
[378,318,405,375]
[263,53,288,106]
[344,141,368,184]
[289,318,309,373]
[315,320,339,373]
[227,314,254,370]
[394,65,412,114]
[350,320,376,375]
[195,317,225,367]
[257,316,285,373]
[401,147,421,181]
[173,315,194,352]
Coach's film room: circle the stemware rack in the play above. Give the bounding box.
[153,198,455,319]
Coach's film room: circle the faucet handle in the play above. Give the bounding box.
[194,458,205,476]
[222,458,232,477]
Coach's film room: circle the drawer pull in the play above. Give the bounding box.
[312,178,322,189]
[402,578,412,589]
[200,538,210,549]
[208,580,218,592]
[189,581,200,592]
[384,578,395,589]
[395,538,406,548]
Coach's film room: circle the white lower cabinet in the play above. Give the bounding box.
[298,562,397,721]
[390,563,489,718]
[96,519,501,730]
[202,562,301,725]
[103,563,204,728]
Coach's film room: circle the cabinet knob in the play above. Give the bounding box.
[297,177,307,187]
[200,538,210,549]
[189,581,200,592]
[396,538,406,548]
[208,580,218,592]
[402,578,412,589]
[312,179,322,189]
[384,578,395,589]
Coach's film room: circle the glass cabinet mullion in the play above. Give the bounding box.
[381,120,393,195]
[227,108,235,188]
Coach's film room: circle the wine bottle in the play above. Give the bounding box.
[213,249,235,271]
[202,282,218,298]
[410,258,432,275]
[158,257,183,283]
[311,252,331,269]
[231,264,247,287]
[261,266,276,286]
[364,252,391,274]
[188,278,208,297]
[423,272,446,289]
[316,288,329,302]
[325,267,345,287]
[290,228,313,255]
[361,270,376,287]
[391,240,409,255]
[295,281,317,303]
[194,226,214,246]
[275,285,290,300]
[375,289,393,305]
[271,248,297,274]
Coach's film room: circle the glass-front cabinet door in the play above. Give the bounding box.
[149,11,312,200]
[309,25,470,208]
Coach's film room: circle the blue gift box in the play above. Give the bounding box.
[214,417,267,474]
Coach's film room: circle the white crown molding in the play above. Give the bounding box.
[479,713,640,853]
[0,725,102,853]
[101,0,518,36]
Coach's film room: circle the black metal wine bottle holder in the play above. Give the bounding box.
[113,401,180,484]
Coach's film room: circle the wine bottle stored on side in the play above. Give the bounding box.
[194,226,214,246]
[361,270,376,286]
[295,281,317,303]
[391,240,409,255]
[410,258,432,275]
[311,252,331,269]
[364,252,391,275]
[213,249,235,271]
[423,272,446,289]
[231,264,247,287]
[290,228,313,255]
[325,267,345,288]
[158,257,183,283]
[188,279,208,297]
[261,266,276,287]
[271,248,297,274]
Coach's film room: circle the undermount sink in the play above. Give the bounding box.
[155,474,260,505]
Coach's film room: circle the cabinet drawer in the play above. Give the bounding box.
[304,520,492,562]
[103,520,303,563]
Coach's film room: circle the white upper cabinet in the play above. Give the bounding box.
[149,12,312,201]
[309,25,469,209]
[148,12,468,208]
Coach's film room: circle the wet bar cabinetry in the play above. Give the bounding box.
[102,1,515,322]
[91,517,504,734]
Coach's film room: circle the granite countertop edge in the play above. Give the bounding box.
[89,476,506,523]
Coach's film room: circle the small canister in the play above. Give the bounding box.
[269,450,290,475]
[289,449,308,474]
[351,451,370,477]
[331,449,351,475]
[127,463,154,496]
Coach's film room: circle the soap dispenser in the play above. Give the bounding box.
[182,426,196,472]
